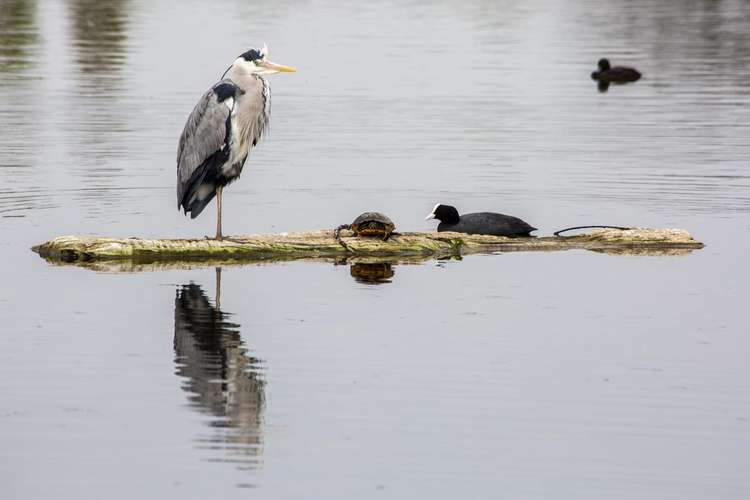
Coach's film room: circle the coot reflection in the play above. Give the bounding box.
[173,268,265,468]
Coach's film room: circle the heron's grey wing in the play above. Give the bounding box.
[176,82,235,208]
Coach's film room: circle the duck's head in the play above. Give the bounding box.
[425,204,460,224]
[597,58,611,71]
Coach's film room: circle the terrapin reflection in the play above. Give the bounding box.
[349,262,395,284]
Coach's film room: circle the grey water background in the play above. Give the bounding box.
[1,0,749,498]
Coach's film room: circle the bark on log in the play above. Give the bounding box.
[32,228,703,271]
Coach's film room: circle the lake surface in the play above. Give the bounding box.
[1,0,749,498]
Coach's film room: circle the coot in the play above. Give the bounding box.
[425,204,536,237]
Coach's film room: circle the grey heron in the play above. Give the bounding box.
[177,44,295,240]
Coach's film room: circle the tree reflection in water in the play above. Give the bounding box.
[69,0,128,74]
[173,268,265,469]
[0,0,39,75]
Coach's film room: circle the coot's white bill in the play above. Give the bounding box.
[425,203,440,220]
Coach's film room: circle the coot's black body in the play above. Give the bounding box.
[426,204,536,237]
[590,58,641,82]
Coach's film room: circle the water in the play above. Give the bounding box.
[1,0,749,498]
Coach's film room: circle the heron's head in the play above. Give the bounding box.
[425,204,460,224]
[597,58,611,71]
[232,44,296,75]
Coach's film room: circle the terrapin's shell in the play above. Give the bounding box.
[348,212,396,238]
[352,212,394,228]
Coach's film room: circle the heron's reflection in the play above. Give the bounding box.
[174,268,265,468]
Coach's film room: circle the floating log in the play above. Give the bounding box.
[32,228,704,271]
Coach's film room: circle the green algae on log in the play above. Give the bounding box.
[32,228,703,267]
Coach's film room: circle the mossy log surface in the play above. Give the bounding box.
[32,228,703,270]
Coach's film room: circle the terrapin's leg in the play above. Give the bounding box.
[334,224,350,240]
[215,186,224,241]
[334,224,353,252]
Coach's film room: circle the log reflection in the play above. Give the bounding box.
[173,268,265,468]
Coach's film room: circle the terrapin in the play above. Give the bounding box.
[334,212,396,241]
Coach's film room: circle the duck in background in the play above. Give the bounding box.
[591,58,641,92]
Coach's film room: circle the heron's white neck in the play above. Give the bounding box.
[224,64,264,84]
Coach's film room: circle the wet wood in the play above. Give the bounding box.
[32,228,704,270]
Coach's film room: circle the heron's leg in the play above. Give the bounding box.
[215,267,222,310]
[216,186,223,241]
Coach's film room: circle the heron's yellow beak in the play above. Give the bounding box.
[259,60,297,73]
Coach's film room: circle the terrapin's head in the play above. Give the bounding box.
[231,44,296,75]
[425,203,460,224]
